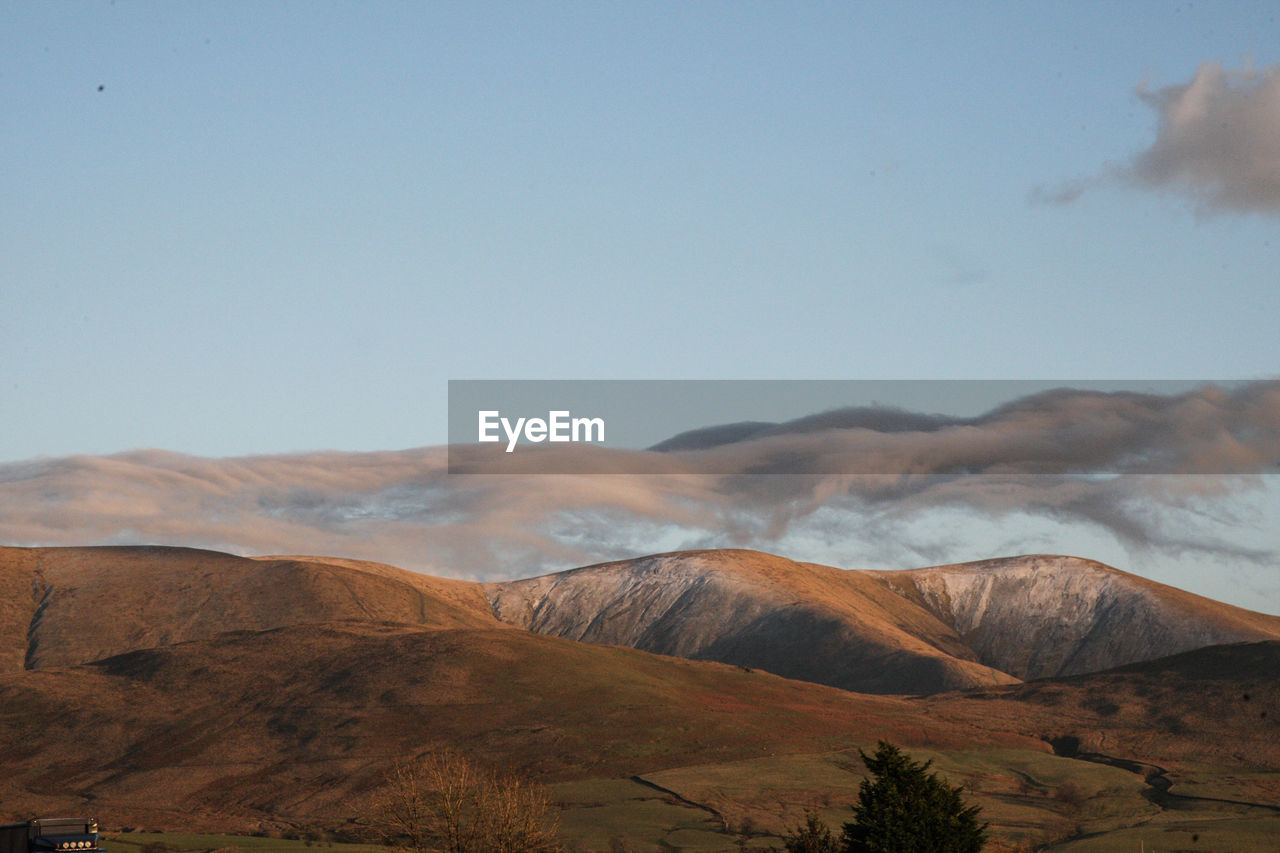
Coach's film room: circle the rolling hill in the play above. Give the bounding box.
[950,638,1280,758]
[1,545,499,671]
[2,544,1278,850]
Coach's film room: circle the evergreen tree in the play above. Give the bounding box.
[840,741,987,853]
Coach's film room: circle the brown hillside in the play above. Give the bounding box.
[0,619,1013,833]
[0,547,42,671]
[0,545,501,670]
[927,640,1280,769]
[253,553,496,625]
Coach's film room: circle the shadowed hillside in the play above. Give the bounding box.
[927,640,1280,769]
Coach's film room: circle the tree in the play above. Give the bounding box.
[840,741,987,853]
[780,810,839,853]
[376,749,561,853]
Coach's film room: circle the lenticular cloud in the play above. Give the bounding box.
[0,383,1277,593]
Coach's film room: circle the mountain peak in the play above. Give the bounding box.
[872,554,1280,679]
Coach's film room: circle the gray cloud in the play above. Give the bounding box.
[1028,175,1104,207]
[648,382,1280,476]
[1,383,1277,596]
[1035,62,1280,214]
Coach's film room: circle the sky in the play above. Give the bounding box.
[2,2,1279,609]
[4,1,1279,460]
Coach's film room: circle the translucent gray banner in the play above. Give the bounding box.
[446,379,1280,475]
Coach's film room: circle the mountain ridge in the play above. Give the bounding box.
[487,548,1280,692]
[8,544,1278,696]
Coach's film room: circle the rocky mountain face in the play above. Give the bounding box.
[488,549,1280,692]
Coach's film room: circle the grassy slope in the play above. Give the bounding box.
[10,635,1276,850]
[6,545,504,671]
[1,619,1015,835]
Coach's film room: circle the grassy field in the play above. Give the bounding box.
[549,746,1280,852]
[101,755,1280,853]
[1159,761,1280,806]
[554,778,745,851]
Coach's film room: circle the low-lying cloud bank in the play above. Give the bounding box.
[1,383,1277,608]
[1034,62,1280,215]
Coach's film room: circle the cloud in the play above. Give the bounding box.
[1034,62,1280,214]
[1130,63,1280,212]
[0,383,1277,593]
[647,382,1280,477]
[1028,175,1103,207]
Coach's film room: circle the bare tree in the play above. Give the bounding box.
[377,749,561,853]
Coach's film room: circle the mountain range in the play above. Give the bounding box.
[1,544,1277,850]
[488,549,1280,692]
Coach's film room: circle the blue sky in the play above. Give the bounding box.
[3,2,1280,611]
[4,1,1279,461]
